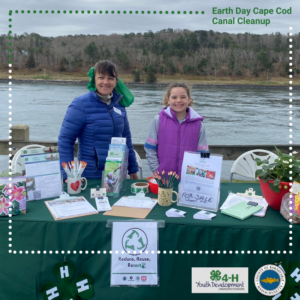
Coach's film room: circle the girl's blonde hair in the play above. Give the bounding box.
[163,82,194,106]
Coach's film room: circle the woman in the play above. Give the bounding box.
[58,60,138,180]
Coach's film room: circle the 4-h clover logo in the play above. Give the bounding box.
[41,261,94,300]
[210,270,221,281]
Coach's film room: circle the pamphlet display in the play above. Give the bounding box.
[178,152,223,212]
[0,176,27,216]
[102,138,129,197]
[45,193,98,221]
[22,147,62,201]
[111,221,159,286]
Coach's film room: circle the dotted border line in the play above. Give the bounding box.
[6,14,293,255]
[288,27,294,250]
[7,250,292,255]
[9,10,205,15]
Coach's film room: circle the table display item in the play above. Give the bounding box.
[147,177,159,194]
[91,186,106,198]
[220,190,268,217]
[178,152,223,212]
[158,187,178,207]
[193,210,217,220]
[104,194,157,219]
[110,221,159,286]
[67,177,87,195]
[131,182,149,194]
[22,147,62,201]
[0,177,27,216]
[45,192,98,221]
[259,179,290,211]
[221,201,263,220]
[62,161,87,179]
[103,139,129,197]
[95,197,112,212]
[280,181,300,224]
[166,208,186,217]
[114,194,157,210]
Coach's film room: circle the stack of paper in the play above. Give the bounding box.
[220,193,268,217]
[193,210,216,220]
[95,197,112,212]
[221,202,263,220]
[114,196,157,210]
[166,208,186,218]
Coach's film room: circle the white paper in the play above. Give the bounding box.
[220,193,268,217]
[46,196,98,219]
[95,197,112,212]
[111,222,158,286]
[23,152,62,201]
[193,210,216,220]
[178,152,223,212]
[166,208,186,217]
[114,197,157,210]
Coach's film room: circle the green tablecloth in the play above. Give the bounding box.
[0,180,299,300]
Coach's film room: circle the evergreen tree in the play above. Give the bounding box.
[134,71,141,82]
[26,52,36,69]
[146,70,156,83]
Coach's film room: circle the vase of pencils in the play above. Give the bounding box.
[154,171,179,207]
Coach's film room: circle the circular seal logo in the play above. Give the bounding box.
[122,228,148,256]
[254,264,286,296]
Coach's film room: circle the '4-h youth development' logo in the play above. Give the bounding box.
[122,228,148,256]
[41,261,94,300]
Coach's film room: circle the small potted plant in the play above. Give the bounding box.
[255,147,300,210]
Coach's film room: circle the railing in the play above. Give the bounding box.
[1,125,298,160]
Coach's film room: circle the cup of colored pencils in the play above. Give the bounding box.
[153,171,179,189]
[153,171,179,206]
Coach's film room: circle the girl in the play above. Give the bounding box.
[144,82,209,179]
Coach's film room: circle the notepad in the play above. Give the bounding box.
[221,201,263,220]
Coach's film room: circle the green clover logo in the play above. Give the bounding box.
[41,261,94,300]
[210,270,221,281]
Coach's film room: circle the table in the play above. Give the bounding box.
[0,180,299,300]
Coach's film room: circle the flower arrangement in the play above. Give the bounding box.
[255,147,300,193]
[153,170,179,188]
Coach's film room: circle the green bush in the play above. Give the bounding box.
[236,70,243,76]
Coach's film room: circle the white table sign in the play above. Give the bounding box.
[178,152,223,212]
[111,222,158,286]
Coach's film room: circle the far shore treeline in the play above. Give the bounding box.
[3,29,300,81]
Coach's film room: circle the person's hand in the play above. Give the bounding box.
[130,173,138,179]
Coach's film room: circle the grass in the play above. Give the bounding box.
[2,69,299,86]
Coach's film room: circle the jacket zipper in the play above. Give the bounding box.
[109,109,116,137]
[95,148,99,173]
[177,122,181,173]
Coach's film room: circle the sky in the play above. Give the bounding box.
[2,0,299,37]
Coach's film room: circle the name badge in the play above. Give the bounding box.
[113,107,122,115]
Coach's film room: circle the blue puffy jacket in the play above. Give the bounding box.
[58,90,138,180]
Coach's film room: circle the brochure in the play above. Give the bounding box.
[22,148,62,201]
[193,210,217,220]
[166,208,186,217]
[95,197,112,212]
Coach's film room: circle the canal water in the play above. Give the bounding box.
[0,83,298,180]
